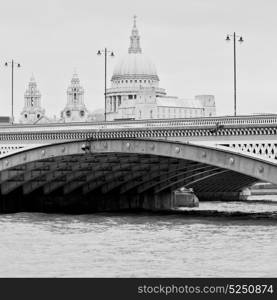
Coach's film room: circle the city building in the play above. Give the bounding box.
[19,18,216,124]
[106,17,216,121]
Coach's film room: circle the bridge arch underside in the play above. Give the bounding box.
[0,139,275,213]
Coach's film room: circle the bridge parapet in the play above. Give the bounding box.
[0,114,277,134]
[1,114,277,160]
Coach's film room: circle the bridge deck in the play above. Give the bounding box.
[0,114,277,133]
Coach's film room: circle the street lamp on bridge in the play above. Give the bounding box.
[97,48,115,122]
[225,32,244,116]
[4,60,21,124]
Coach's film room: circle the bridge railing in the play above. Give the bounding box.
[0,114,277,133]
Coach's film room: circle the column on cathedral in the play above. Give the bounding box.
[106,97,109,112]
[113,96,117,112]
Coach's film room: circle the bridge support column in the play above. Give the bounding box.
[150,192,174,211]
[0,192,24,213]
[84,191,175,212]
[0,189,200,213]
[0,191,176,213]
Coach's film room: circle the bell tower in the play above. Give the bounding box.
[20,75,46,124]
[61,72,89,122]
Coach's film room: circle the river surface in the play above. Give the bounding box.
[0,200,277,277]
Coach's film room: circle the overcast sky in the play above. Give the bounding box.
[0,0,277,121]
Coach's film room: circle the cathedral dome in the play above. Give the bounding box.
[111,16,159,82]
[112,53,158,80]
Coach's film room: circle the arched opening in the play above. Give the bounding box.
[0,139,275,213]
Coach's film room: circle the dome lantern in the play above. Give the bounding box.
[128,15,142,54]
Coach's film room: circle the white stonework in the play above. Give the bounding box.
[60,73,89,123]
[20,76,49,124]
[106,17,216,121]
[18,18,216,123]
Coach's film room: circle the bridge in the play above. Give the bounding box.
[1,114,277,213]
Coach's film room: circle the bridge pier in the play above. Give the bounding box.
[0,190,176,214]
[0,191,24,213]
[117,191,174,211]
[77,191,175,212]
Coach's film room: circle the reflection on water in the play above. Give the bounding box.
[0,201,276,277]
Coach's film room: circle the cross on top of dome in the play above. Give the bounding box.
[128,15,142,54]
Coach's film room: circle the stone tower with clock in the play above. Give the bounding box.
[20,75,47,124]
[60,72,89,122]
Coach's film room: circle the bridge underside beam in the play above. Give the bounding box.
[0,152,264,198]
[192,171,258,201]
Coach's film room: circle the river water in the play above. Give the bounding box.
[0,200,276,277]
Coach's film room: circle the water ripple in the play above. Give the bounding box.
[0,201,277,277]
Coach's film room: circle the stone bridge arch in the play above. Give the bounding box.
[0,139,276,212]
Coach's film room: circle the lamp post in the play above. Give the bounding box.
[226,32,244,116]
[5,60,21,124]
[97,48,114,121]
